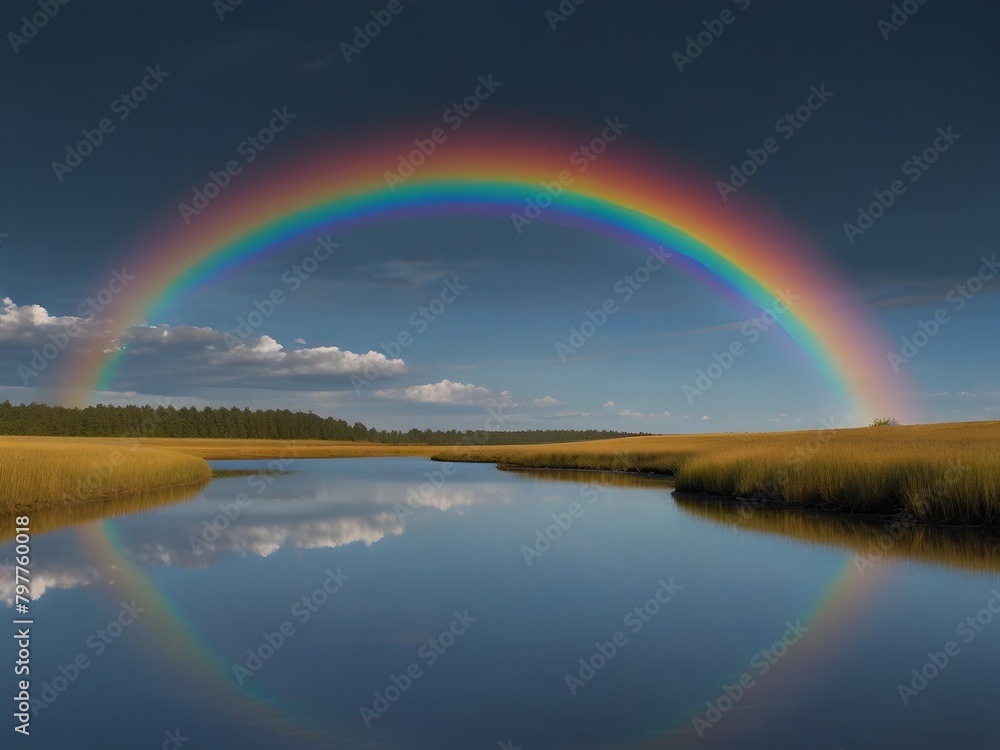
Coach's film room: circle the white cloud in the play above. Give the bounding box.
[373,380,560,409]
[701,415,710,421]
[621,409,671,418]
[0,297,89,343]
[0,299,408,387]
[530,396,561,407]
[0,563,97,604]
[603,400,669,418]
[180,515,403,562]
[220,334,406,377]
[99,323,408,382]
[374,379,508,406]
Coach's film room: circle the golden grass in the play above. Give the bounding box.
[432,421,1000,524]
[137,438,440,460]
[0,437,211,514]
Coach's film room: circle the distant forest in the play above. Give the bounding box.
[0,401,644,445]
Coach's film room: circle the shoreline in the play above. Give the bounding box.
[493,462,999,531]
[6,453,1000,573]
[495,463,676,481]
[4,421,999,528]
[2,477,211,515]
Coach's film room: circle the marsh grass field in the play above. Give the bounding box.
[0,437,210,513]
[0,437,440,515]
[2,421,998,525]
[435,421,1000,524]
[138,438,441,461]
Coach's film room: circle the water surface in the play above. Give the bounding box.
[4,458,999,748]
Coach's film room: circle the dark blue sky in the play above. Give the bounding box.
[1,0,997,430]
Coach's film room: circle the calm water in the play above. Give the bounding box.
[4,458,1000,749]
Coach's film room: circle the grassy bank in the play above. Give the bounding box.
[1,437,436,513]
[0,437,211,514]
[138,438,440,460]
[3,421,998,525]
[431,421,1000,525]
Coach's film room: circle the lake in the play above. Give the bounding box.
[4,457,1000,749]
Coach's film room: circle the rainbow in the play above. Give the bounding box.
[77,520,365,745]
[638,555,888,745]
[80,513,886,747]
[60,128,914,421]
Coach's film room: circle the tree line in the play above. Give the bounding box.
[0,401,644,445]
